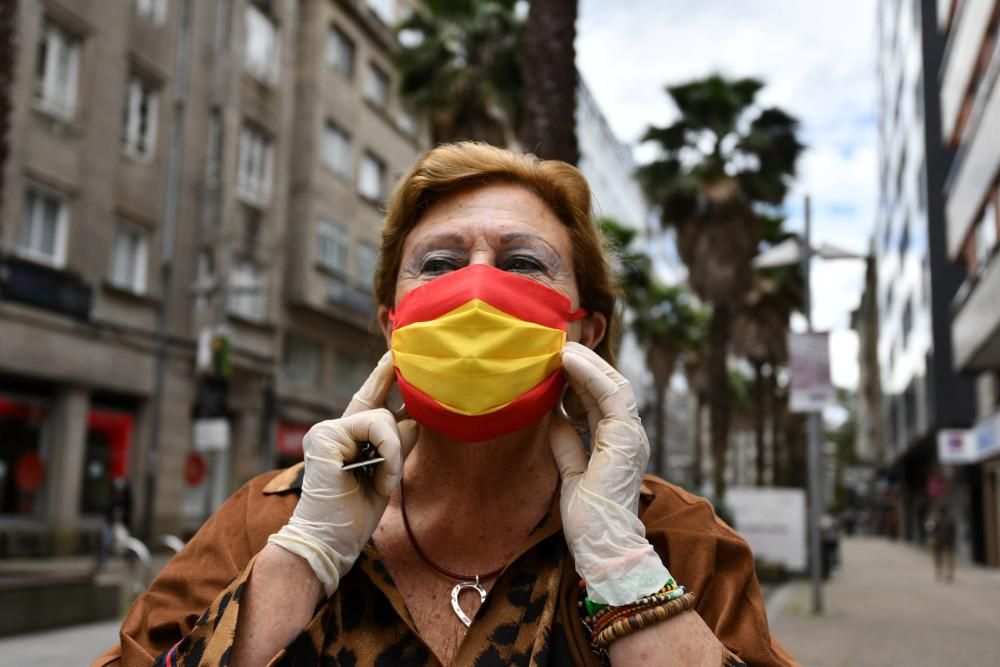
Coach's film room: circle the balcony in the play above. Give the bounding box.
[952,254,1000,369]
[939,0,994,143]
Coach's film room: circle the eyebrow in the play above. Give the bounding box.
[497,232,562,258]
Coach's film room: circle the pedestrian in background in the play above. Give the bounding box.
[925,507,956,583]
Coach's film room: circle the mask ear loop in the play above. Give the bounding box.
[557,384,589,435]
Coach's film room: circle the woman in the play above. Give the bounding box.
[93,143,795,667]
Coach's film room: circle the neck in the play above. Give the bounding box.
[402,415,559,509]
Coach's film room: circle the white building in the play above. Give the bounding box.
[937,0,1000,566]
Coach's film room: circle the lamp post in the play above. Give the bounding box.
[754,195,870,614]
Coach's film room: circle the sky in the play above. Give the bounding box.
[577,0,878,390]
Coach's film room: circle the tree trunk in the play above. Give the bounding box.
[709,304,732,499]
[692,394,703,489]
[652,382,667,477]
[753,360,765,486]
[646,344,675,478]
[521,0,579,164]
[767,365,781,485]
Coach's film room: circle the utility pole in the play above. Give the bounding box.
[142,0,193,539]
[802,195,824,614]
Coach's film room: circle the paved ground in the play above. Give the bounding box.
[3,537,999,665]
[767,536,1000,667]
[0,619,120,667]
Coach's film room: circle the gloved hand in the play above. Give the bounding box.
[550,342,671,606]
[268,352,418,597]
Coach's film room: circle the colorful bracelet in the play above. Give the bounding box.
[593,591,698,648]
[591,586,687,636]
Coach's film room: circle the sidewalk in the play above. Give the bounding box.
[0,620,120,667]
[767,536,1000,667]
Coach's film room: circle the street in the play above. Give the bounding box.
[3,537,997,666]
[0,619,119,667]
[768,536,1000,666]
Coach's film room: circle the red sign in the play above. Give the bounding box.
[276,421,310,457]
[184,452,207,486]
[927,473,948,500]
[15,452,45,492]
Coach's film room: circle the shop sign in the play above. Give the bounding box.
[937,429,978,464]
[788,332,834,413]
[193,418,230,451]
[937,412,1000,464]
[276,421,310,457]
[184,452,207,486]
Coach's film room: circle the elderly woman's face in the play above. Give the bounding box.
[381,182,604,347]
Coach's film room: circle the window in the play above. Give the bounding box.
[19,187,68,266]
[364,63,389,108]
[356,242,378,291]
[901,298,913,348]
[109,223,149,293]
[334,351,367,403]
[122,76,159,158]
[227,260,267,321]
[322,122,353,178]
[284,335,322,388]
[916,160,927,213]
[898,219,909,263]
[134,0,167,24]
[35,20,80,120]
[358,151,386,201]
[396,109,417,136]
[366,0,395,25]
[242,207,262,257]
[975,201,998,272]
[237,125,273,204]
[206,110,223,184]
[244,4,279,84]
[317,218,349,274]
[327,25,355,77]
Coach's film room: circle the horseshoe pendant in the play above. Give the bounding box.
[450,576,487,627]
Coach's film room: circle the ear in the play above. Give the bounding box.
[578,312,607,351]
[378,305,393,349]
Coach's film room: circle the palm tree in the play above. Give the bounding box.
[638,75,803,499]
[600,219,703,478]
[521,0,579,164]
[396,0,524,145]
[683,337,710,489]
[733,215,804,486]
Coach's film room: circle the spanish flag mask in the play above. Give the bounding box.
[389,263,587,442]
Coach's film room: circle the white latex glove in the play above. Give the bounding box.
[550,342,671,606]
[268,352,418,597]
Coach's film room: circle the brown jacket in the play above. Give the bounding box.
[93,466,796,666]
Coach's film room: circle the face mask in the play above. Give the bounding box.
[389,263,587,442]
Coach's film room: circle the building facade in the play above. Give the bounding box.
[0,0,427,554]
[874,0,976,554]
[937,0,1000,565]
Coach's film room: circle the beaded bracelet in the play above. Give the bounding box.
[593,591,698,648]
[591,587,688,636]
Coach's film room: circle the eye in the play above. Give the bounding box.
[502,255,546,273]
[420,256,461,274]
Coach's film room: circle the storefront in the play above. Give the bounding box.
[0,383,137,555]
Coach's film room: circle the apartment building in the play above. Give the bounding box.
[874,0,975,550]
[0,0,426,554]
[937,0,1000,565]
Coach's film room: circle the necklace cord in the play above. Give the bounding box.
[399,474,561,582]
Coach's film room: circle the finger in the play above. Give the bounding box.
[343,352,396,417]
[342,410,402,496]
[564,342,639,418]
[562,348,633,421]
[548,417,589,482]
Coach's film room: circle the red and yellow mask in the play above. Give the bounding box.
[389,264,587,442]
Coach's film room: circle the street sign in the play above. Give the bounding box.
[788,332,834,413]
[727,487,807,572]
[193,417,230,451]
[184,452,207,486]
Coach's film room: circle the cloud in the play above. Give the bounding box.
[578,0,878,390]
